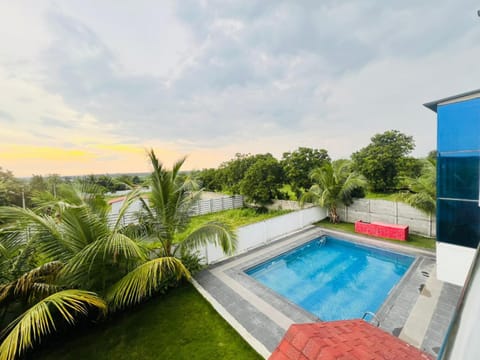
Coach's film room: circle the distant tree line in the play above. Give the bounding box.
[196,130,436,216]
[0,172,147,209]
[0,129,436,216]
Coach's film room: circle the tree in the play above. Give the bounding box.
[0,168,23,207]
[0,182,120,360]
[397,159,436,215]
[196,168,223,192]
[29,175,48,193]
[45,174,62,198]
[427,150,437,165]
[106,150,237,310]
[0,150,237,358]
[352,130,415,192]
[217,153,260,193]
[281,147,330,197]
[301,160,367,223]
[240,155,285,205]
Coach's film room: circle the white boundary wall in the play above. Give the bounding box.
[201,206,327,264]
[337,199,436,237]
[108,194,244,226]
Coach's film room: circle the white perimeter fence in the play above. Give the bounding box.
[200,206,327,264]
[337,199,436,237]
[108,194,244,226]
[190,195,244,216]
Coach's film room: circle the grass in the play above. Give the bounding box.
[315,219,435,250]
[33,282,261,360]
[186,207,292,231]
[364,192,400,201]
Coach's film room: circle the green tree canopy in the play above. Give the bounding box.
[0,168,24,207]
[281,147,330,197]
[351,130,415,192]
[240,154,285,205]
[196,168,223,192]
[216,153,259,193]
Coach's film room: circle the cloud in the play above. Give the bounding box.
[0,110,14,123]
[41,116,74,129]
[1,0,479,177]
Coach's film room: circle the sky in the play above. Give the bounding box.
[1,1,479,177]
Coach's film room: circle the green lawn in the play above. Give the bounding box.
[364,192,400,201]
[315,219,435,250]
[33,282,261,360]
[186,208,291,230]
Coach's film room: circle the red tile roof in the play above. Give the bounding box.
[270,320,434,360]
[108,196,127,205]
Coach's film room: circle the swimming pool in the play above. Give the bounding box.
[245,236,414,321]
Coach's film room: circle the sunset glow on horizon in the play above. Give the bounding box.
[1,1,478,178]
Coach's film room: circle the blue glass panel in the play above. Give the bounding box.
[437,98,480,152]
[437,153,480,200]
[437,199,480,248]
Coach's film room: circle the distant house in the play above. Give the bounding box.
[107,196,148,225]
[424,89,480,286]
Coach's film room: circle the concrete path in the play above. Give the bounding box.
[400,268,443,347]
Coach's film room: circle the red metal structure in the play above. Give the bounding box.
[354,221,409,241]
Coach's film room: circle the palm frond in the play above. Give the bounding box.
[0,290,106,360]
[176,221,237,256]
[62,232,147,281]
[14,261,63,298]
[106,257,190,311]
[0,207,61,243]
[111,188,142,232]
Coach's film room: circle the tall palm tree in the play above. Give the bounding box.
[397,159,436,215]
[301,160,366,223]
[0,151,238,359]
[0,183,113,360]
[106,150,237,311]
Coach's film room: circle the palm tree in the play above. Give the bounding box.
[0,183,120,360]
[397,159,436,215]
[0,290,106,360]
[0,151,237,359]
[106,150,237,311]
[301,160,367,223]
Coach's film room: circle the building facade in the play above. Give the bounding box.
[425,90,480,286]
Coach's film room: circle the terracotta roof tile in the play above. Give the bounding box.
[270,320,434,360]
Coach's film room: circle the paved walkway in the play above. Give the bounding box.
[194,227,462,358]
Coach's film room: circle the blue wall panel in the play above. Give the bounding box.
[436,96,480,249]
[437,98,480,153]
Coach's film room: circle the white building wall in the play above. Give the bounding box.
[436,242,476,286]
[442,250,480,360]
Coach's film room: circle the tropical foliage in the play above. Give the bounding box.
[239,154,284,205]
[301,160,367,223]
[0,150,236,360]
[281,147,330,197]
[352,130,416,192]
[397,159,436,215]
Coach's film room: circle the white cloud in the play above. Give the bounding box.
[0,0,479,176]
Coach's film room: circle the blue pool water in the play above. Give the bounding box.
[246,236,414,321]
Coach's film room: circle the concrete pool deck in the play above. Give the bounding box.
[193,226,462,359]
